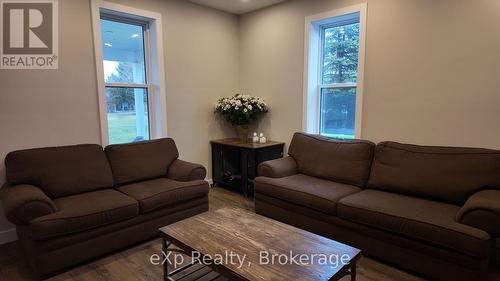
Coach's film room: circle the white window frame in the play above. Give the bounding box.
[91,0,167,145]
[302,3,367,138]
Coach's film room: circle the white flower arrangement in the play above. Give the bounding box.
[214,94,268,126]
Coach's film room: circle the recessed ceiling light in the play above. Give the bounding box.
[131,34,139,38]
[104,43,112,47]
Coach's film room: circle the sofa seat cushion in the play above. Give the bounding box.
[117,178,209,213]
[337,190,491,258]
[254,174,361,215]
[30,189,139,240]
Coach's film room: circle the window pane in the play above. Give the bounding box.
[105,87,150,144]
[101,19,146,84]
[322,22,360,84]
[320,87,356,139]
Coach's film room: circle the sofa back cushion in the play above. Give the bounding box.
[288,133,375,187]
[105,138,179,185]
[368,141,500,204]
[5,144,113,198]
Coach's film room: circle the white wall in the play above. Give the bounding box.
[240,0,500,150]
[0,0,239,244]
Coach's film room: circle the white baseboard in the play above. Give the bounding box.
[0,228,17,245]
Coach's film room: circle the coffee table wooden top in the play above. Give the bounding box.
[159,207,361,281]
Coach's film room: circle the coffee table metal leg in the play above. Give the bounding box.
[350,263,357,281]
[162,238,172,281]
[161,238,202,281]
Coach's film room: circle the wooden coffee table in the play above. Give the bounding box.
[159,207,361,281]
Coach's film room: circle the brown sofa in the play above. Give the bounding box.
[255,132,500,281]
[0,138,209,278]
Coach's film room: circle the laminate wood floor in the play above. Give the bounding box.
[0,187,498,281]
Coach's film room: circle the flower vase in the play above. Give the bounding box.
[235,125,249,143]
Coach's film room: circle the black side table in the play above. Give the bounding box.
[211,138,285,196]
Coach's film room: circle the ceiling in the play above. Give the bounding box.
[188,0,288,15]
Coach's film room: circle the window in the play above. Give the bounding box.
[303,4,367,139]
[320,19,359,139]
[91,1,167,145]
[101,18,150,144]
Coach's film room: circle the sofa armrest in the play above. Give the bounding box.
[167,159,206,181]
[0,184,57,225]
[258,156,298,178]
[457,189,500,237]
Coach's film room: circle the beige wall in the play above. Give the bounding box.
[0,0,102,241]
[0,0,238,242]
[106,0,239,163]
[2,0,500,243]
[240,0,500,150]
